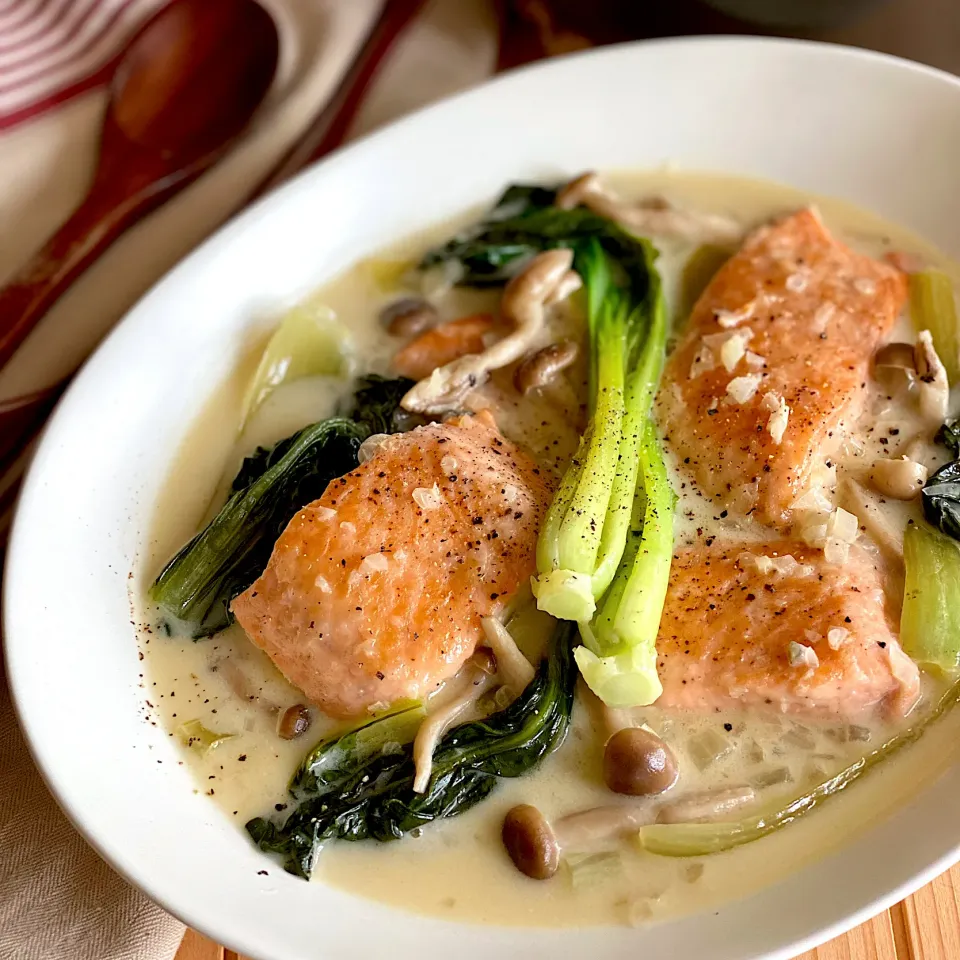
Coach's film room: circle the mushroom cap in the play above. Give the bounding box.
[603,727,680,797]
[501,804,560,880]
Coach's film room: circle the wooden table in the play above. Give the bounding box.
[176,862,959,960]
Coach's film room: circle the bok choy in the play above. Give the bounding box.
[418,182,674,708]
[247,622,576,878]
[640,671,960,857]
[901,521,960,675]
[910,269,960,383]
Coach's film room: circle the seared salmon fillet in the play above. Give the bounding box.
[655,541,920,720]
[232,411,552,719]
[657,209,907,526]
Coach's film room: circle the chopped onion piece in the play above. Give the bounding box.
[720,331,752,372]
[745,351,766,371]
[785,272,808,293]
[854,277,877,296]
[689,343,716,379]
[358,433,391,464]
[823,538,850,564]
[761,392,790,444]
[788,641,820,669]
[440,455,459,473]
[702,329,753,351]
[739,552,814,579]
[413,484,443,510]
[715,301,756,328]
[827,627,851,650]
[726,373,762,403]
[313,574,332,594]
[360,553,389,575]
[564,851,624,890]
[790,486,834,514]
[827,507,860,543]
[314,505,337,522]
[687,729,733,771]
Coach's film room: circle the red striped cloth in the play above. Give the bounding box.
[0,0,165,131]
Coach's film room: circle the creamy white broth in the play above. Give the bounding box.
[138,170,960,928]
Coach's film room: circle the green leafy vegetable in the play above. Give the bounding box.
[151,376,413,637]
[936,418,960,458]
[922,460,960,542]
[901,521,960,675]
[347,374,418,436]
[421,183,674,706]
[240,305,352,429]
[910,269,960,383]
[291,702,426,800]
[532,240,671,706]
[247,622,576,878]
[419,183,654,300]
[640,673,960,857]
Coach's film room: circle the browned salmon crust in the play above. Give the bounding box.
[657,209,908,526]
[232,412,552,719]
[655,541,920,720]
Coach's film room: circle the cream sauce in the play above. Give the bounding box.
[137,170,960,928]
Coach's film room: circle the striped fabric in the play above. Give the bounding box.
[0,0,165,130]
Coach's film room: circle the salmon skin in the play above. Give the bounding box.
[655,541,920,721]
[232,411,552,719]
[658,209,907,526]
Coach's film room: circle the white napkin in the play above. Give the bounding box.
[0,1,497,957]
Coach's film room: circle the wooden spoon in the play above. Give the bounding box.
[0,0,280,375]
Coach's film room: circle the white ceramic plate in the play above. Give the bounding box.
[6,36,960,960]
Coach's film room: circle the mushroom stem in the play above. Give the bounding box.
[412,653,497,793]
[840,477,905,563]
[656,786,756,824]
[481,617,536,695]
[915,330,950,428]
[502,786,757,880]
[502,802,656,880]
[553,804,657,848]
[401,249,578,414]
[557,171,743,245]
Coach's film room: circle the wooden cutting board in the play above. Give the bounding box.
[175,862,959,960]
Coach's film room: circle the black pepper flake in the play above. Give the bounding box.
[723,723,733,732]
[238,755,247,762]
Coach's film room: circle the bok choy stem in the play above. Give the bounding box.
[416,182,674,707]
[910,269,960,383]
[640,672,960,857]
[901,520,960,675]
[576,420,674,706]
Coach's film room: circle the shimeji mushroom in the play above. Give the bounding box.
[401,249,580,414]
[556,172,743,245]
[501,787,756,879]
